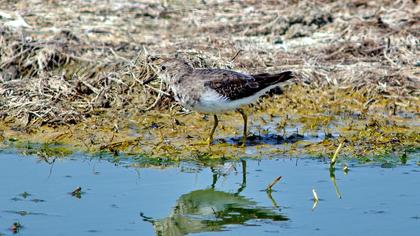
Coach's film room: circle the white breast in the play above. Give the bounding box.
[192,84,279,113]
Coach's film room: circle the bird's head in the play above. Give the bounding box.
[143,57,193,85]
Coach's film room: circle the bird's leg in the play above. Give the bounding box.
[237,108,248,146]
[206,114,219,146]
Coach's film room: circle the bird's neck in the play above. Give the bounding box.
[168,68,192,85]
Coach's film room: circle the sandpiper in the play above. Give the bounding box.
[144,58,294,146]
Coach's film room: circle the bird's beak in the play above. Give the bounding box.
[142,75,157,85]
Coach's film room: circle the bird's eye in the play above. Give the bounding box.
[161,66,166,71]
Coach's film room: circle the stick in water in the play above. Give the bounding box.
[330,142,344,168]
[266,176,282,191]
[312,188,319,210]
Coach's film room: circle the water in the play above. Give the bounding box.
[0,150,419,235]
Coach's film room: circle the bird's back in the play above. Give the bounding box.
[197,69,293,101]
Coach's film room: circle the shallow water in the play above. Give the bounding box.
[0,151,419,235]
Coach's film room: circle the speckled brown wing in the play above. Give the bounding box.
[201,69,293,100]
[251,71,293,84]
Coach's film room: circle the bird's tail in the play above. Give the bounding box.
[252,71,294,86]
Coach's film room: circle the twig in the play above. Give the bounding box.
[73,75,100,95]
[109,48,130,62]
[0,48,30,68]
[312,188,319,201]
[312,188,319,210]
[266,176,282,191]
[143,79,165,111]
[230,49,243,61]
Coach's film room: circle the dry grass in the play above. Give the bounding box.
[0,27,160,125]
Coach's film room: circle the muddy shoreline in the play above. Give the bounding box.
[1,0,419,159]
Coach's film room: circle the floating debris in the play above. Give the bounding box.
[70,186,83,198]
[19,191,31,199]
[343,164,349,174]
[9,222,22,233]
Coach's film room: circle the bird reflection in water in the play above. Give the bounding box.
[140,160,288,236]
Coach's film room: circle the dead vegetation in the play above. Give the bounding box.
[0,27,161,125]
[0,0,419,158]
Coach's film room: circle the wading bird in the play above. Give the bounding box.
[144,58,294,146]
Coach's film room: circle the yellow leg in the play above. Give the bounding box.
[237,109,248,146]
[206,114,219,145]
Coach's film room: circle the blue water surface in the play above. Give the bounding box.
[0,150,419,235]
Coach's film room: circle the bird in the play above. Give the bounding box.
[144,58,294,146]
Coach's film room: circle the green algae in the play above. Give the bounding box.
[1,86,418,161]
